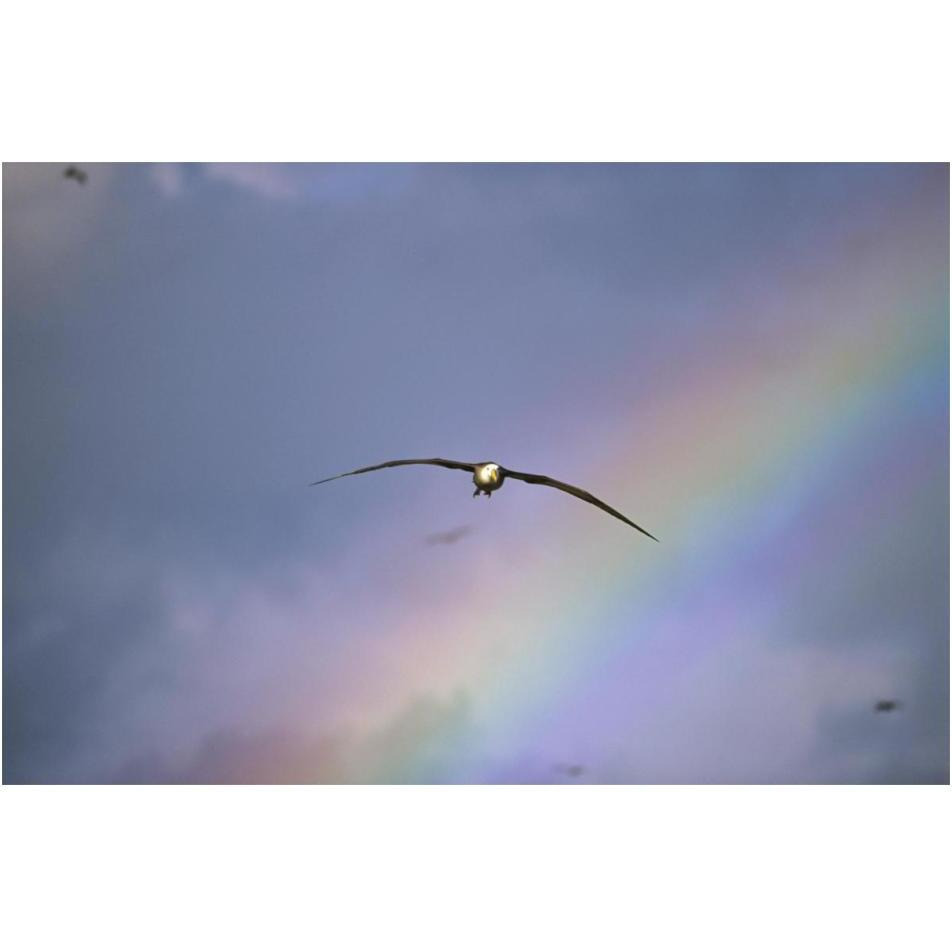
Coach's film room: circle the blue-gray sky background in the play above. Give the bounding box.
[3,163,948,782]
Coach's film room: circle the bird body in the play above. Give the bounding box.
[473,462,504,494]
[311,456,657,540]
[424,525,474,546]
[874,699,901,713]
[63,165,88,185]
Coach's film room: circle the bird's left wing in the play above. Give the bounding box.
[501,467,658,540]
[311,457,477,486]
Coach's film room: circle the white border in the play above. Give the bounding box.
[1,786,950,950]
[1,2,950,159]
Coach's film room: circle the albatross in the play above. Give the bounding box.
[311,457,658,540]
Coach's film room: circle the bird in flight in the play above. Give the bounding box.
[311,457,658,540]
[874,699,901,713]
[424,525,474,546]
[63,165,88,185]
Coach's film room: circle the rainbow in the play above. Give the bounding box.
[280,182,948,784]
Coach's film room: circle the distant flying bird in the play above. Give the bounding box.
[425,525,474,546]
[874,699,901,713]
[554,763,585,778]
[63,165,88,185]
[311,458,658,539]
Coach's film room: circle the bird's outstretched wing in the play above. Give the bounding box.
[501,467,658,540]
[311,458,478,486]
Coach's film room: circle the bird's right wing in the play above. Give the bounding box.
[310,458,478,486]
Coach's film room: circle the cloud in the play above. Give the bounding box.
[203,163,298,199]
[357,691,477,782]
[110,690,479,784]
[2,528,176,782]
[199,162,416,204]
[149,163,185,198]
[113,727,353,784]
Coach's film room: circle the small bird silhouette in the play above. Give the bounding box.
[63,165,88,185]
[874,699,901,713]
[554,763,585,778]
[424,525,474,546]
[312,457,657,539]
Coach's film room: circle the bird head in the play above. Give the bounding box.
[479,463,501,485]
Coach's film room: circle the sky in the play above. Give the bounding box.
[2,162,948,784]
